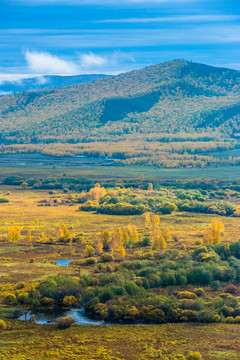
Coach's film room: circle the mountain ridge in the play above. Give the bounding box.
[0,73,109,96]
[0,59,240,167]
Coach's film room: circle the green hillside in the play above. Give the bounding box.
[1,59,240,167]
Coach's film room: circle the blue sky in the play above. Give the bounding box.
[0,0,240,82]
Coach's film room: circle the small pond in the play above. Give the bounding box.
[19,308,110,325]
[56,260,71,267]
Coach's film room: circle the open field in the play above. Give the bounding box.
[1,154,240,180]
[0,322,239,360]
[0,187,239,241]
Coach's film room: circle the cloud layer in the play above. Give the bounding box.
[25,50,79,74]
[11,0,200,4]
[98,15,240,24]
[23,50,135,76]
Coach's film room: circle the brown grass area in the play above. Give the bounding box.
[0,322,239,360]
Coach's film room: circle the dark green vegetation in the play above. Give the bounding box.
[4,172,240,217]
[1,60,240,167]
[14,242,240,325]
[0,74,109,96]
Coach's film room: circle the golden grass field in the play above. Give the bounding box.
[0,322,239,360]
[0,186,239,286]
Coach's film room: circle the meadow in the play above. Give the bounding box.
[0,322,239,360]
[1,153,240,181]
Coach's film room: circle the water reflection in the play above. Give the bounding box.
[20,308,110,325]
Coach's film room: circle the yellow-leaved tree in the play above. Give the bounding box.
[203,218,224,245]
[26,230,32,242]
[95,241,103,255]
[101,230,111,250]
[144,213,151,228]
[7,226,22,242]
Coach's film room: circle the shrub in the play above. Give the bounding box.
[224,284,238,294]
[101,253,114,262]
[17,294,28,304]
[97,203,147,215]
[224,316,235,324]
[187,267,212,285]
[177,291,197,300]
[211,280,221,291]
[193,288,205,297]
[194,239,202,246]
[99,289,114,303]
[235,316,240,323]
[186,352,202,360]
[105,265,113,273]
[0,197,9,203]
[55,316,75,329]
[181,310,198,322]
[157,202,177,214]
[219,293,233,299]
[41,297,55,307]
[5,294,16,305]
[133,251,143,260]
[85,257,97,265]
[197,310,217,323]
[80,200,99,212]
[84,245,95,257]
[63,295,78,307]
[142,236,151,247]
[0,319,7,330]
[143,251,154,259]
[221,305,234,317]
[124,306,140,321]
[16,282,25,290]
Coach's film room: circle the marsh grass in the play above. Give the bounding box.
[0,322,239,360]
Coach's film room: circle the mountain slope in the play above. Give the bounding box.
[0,74,109,96]
[0,59,240,158]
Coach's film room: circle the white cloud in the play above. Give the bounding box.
[11,0,202,4]
[25,50,79,74]
[98,15,240,24]
[0,91,13,96]
[0,73,39,84]
[24,50,134,75]
[0,50,134,82]
[80,52,107,68]
[36,76,49,85]
[79,51,135,69]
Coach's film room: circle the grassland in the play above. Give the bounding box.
[0,322,239,360]
[1,153,240,180]
[0,182,239,281]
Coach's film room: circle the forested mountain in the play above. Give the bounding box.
[1,59,240,167]
[0,74,109,96]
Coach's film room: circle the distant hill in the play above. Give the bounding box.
[0,74,109,96]
[1,59,240,167]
